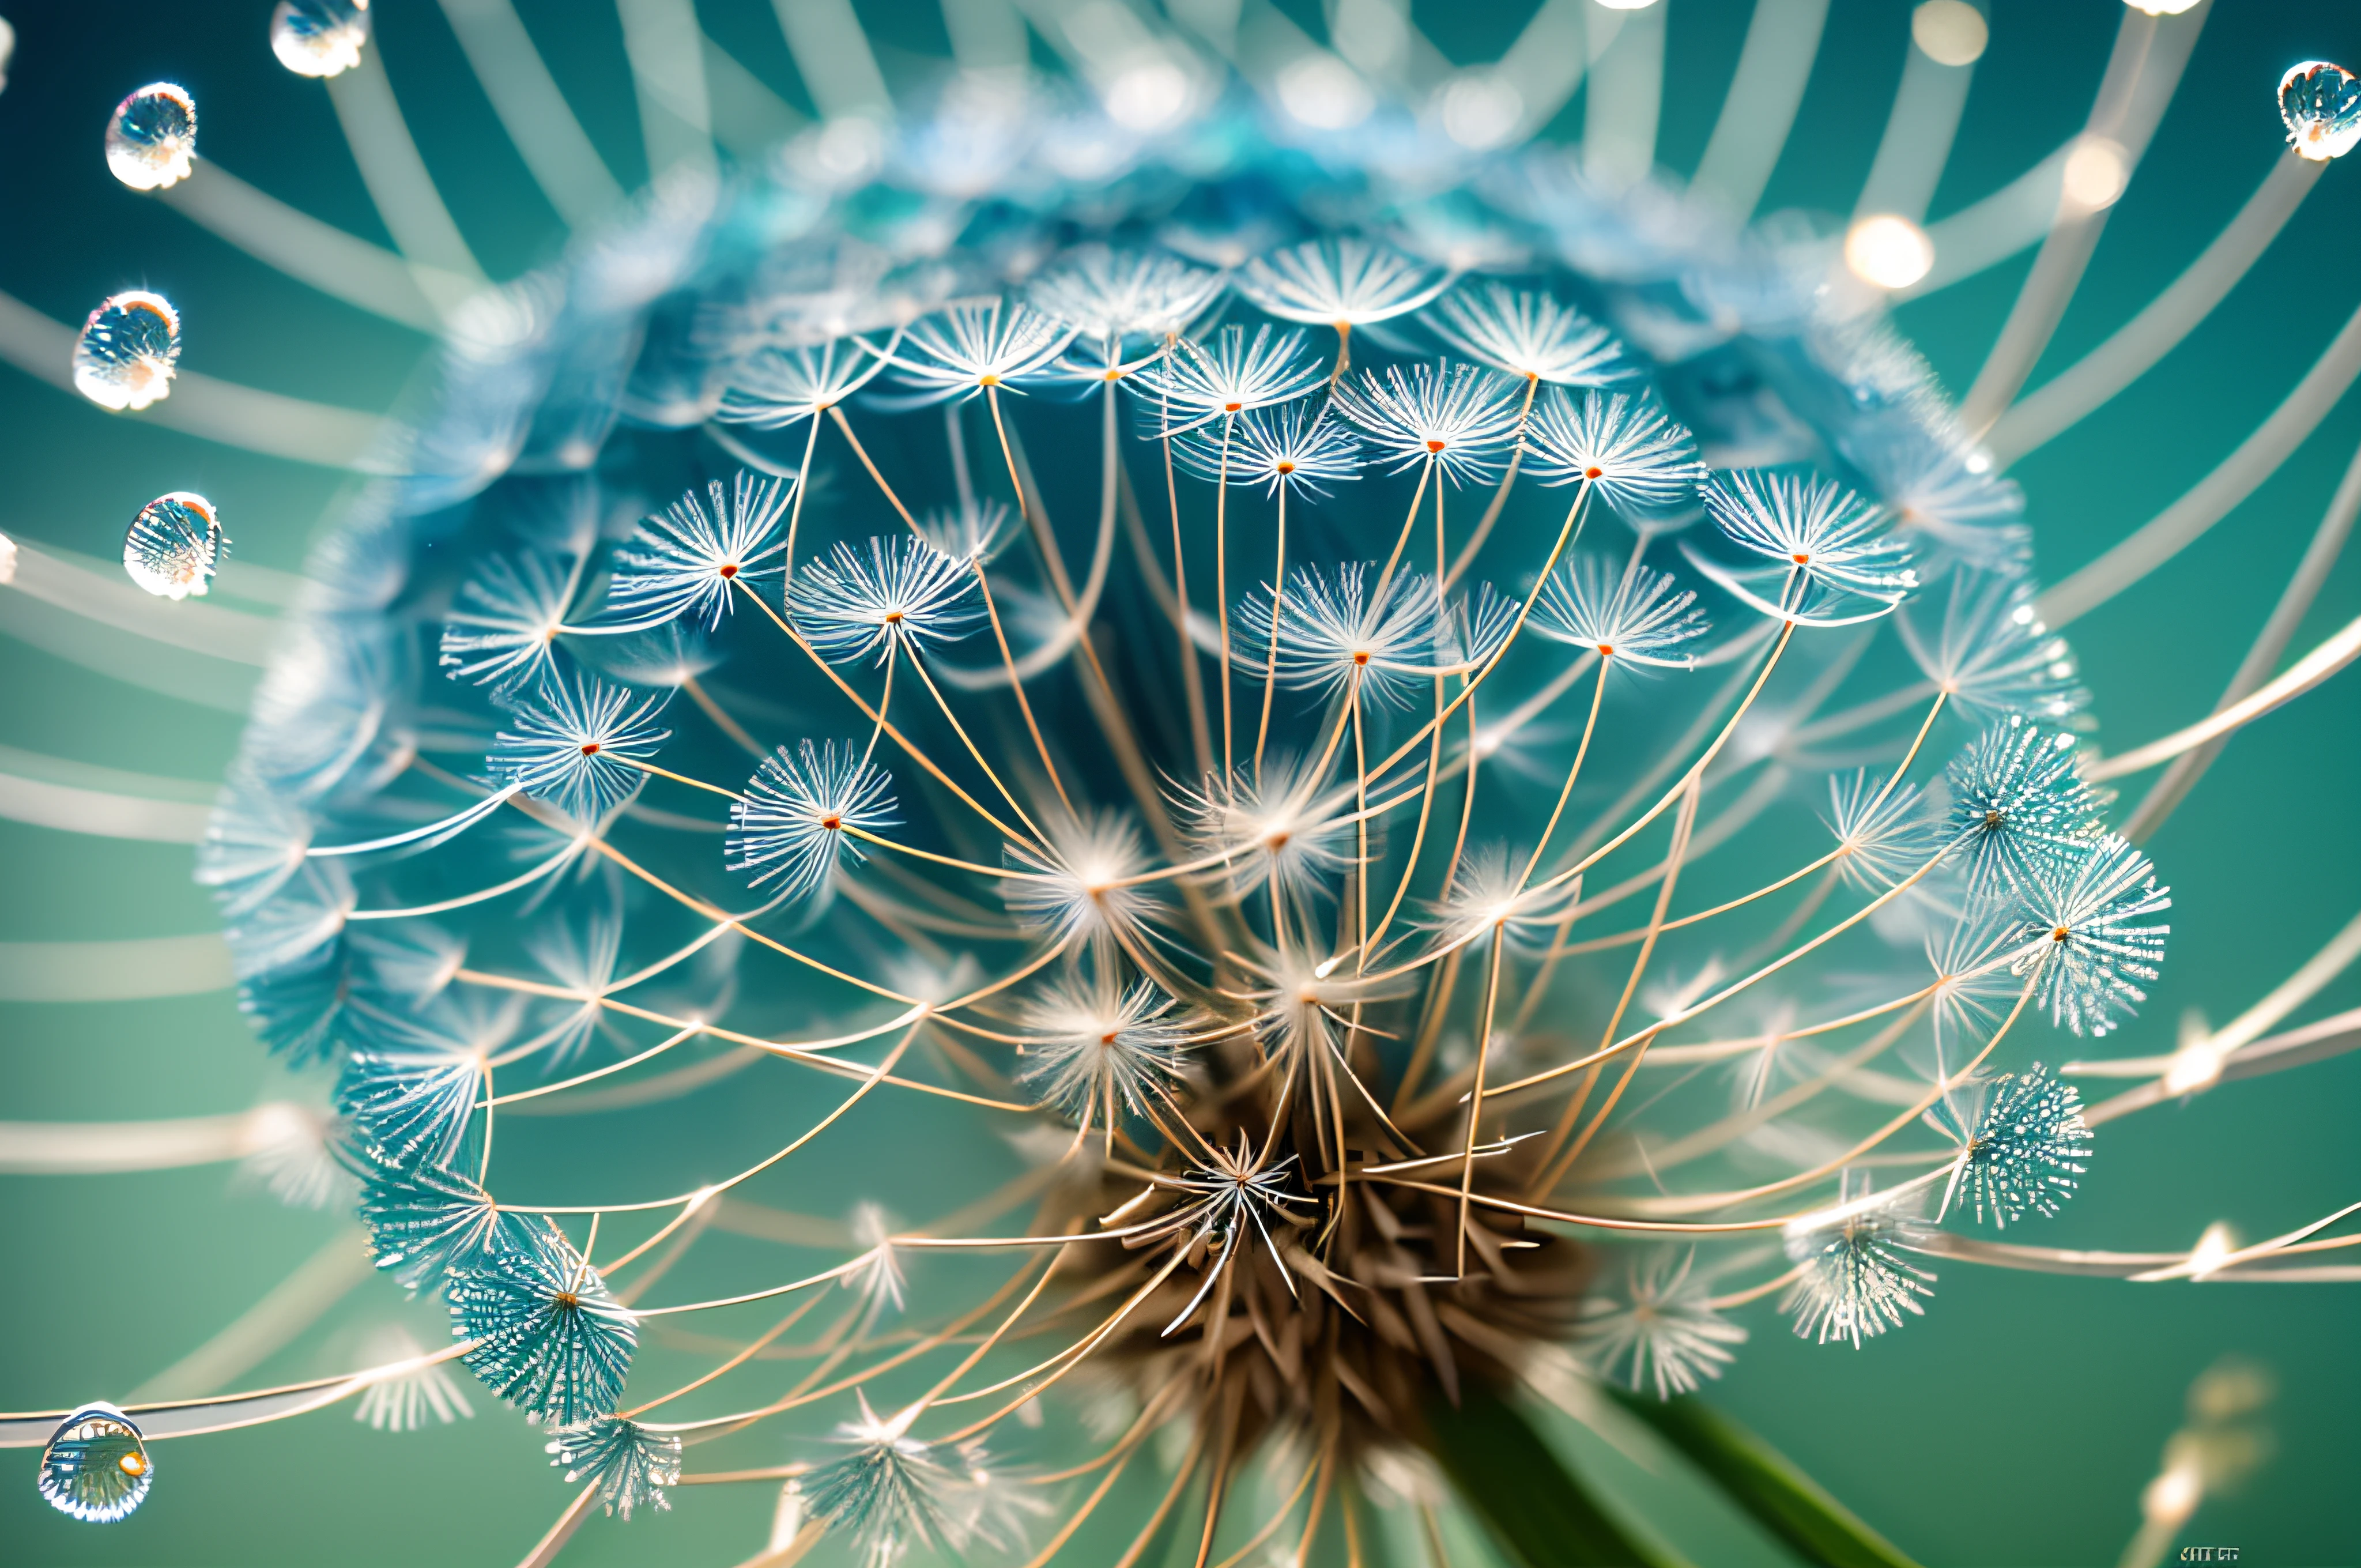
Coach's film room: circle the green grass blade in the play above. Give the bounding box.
[1425,1383,1691,1568]
[1606,1392,1922,1568]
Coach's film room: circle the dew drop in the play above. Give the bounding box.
[38,1404,153,1524]
[271,0,372,79]
[125,492,228,600]
[2280,61,2361,163]
[73,291,181,412]
[105,83,198,190]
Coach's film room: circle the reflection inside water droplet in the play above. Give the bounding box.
[38,1404,153,1524]
[125,492,228,600]
[73,291,181,412]
[105,83,198,190]
[2280,61,2361,163]
[271,0,371,80]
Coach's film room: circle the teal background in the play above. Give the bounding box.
[1,0,2357,1563]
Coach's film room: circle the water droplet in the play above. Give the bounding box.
[39,1404,153,1524]
[125,492,228,600]
[2280,61,2361,163]
[271,0,372,79]
[73,291,181,412]
[105,83,198,190]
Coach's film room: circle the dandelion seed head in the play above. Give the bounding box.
[448,1228,638,1428]
[1132,323,1322,435]
[486,672,671,823]
[1235,237,1449,328]
[1429,282,1629,387]
[1943,716,2105,897]
[353,1326,475,1433]
[609,473,793,631]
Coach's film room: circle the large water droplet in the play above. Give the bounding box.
[38,1404,153,1524]
[73,291,181,412]
[125,492,228,600]
[105,83,198,190]
[2281,62,2361,162]
[271,0,372,79]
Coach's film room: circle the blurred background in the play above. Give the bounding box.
[0,0,2356,1563]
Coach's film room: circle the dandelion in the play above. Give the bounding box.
[1944,717,2105,896]
[1028,244,1225,347]
[806,1395,1004,1568]
[1898,571,2087,725]
[38,8,2361,1562]
[717,334,896,428]
[1699,470,1918,621]
[1016,974,1189,1124]
[1235,236,1451,370]
[1824,771,1933,889]
[885,300,1077,404]
[1174,404,1363,497]
[1246,563,1446,707]
[351,1327,474,1432]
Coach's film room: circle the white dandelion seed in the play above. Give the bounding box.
[790,536,983,666]
[726,740,899,905]
[1016,973,1189,1122]
[1522,389,1706,517]
[1234,236,1450,330]
[1428,281,1630,387]
[1131,323,1323,436]
[1577,1250,1748,1400]
[608,472,794,630]
[1529,556,1707,668]
[1332,360,1523,485]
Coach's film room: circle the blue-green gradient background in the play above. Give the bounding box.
[2,0,2356,1563]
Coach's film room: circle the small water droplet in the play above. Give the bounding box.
[105,83,197,190]
[73,291,181,412]
[271,0,371,79]
[125,492,228,600]
[2280,61,2361,162]
[39,1404,153,1524]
